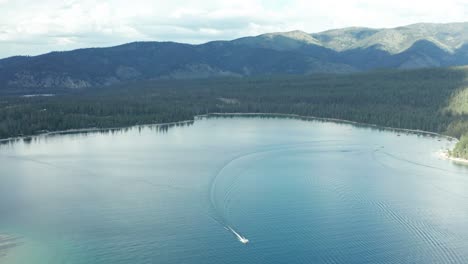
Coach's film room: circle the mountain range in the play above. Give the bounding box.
[1,22,468,90]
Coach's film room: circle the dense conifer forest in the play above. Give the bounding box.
[1,67,468,157]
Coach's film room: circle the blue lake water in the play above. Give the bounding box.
[0,116,467,264]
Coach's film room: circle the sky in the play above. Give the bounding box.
[0,0,467,58]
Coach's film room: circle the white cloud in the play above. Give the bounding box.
[0,0,467,58]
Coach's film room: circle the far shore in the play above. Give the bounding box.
[0,112,461,158]
[204,113,459,141]
[0,119,196,144]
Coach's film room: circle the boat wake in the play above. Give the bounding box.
[208,141,345,244]
[226,226,249,244]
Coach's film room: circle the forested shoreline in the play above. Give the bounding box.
[1,67,468,158]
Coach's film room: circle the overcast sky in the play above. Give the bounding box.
[0,0,467,58]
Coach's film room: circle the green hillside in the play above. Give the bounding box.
[1,67,467,157]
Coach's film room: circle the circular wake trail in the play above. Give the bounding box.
[208,140,344,243]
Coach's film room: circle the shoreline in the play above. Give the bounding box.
[208,113,468,164]
[0,119,196,144]
[201,113,459,141]
[0,112,462,159]
[437,149,468,164]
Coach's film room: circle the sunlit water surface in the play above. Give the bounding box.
[0,116,467,264]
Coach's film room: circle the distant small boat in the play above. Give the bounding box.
[239,237,249,244]
[227,226,249,244]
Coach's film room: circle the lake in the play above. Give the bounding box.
[0,116,467,264]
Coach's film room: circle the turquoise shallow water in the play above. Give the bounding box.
[0,116,467,264]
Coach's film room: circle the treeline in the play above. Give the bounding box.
[451,135,468,159]
[1,67,468,155]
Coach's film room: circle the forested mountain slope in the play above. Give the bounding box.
[1,67,467,139]
[1,22,468,90]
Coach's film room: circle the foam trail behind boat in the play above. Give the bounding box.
[227,226,249,244]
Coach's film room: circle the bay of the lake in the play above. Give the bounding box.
[0,116,467,264]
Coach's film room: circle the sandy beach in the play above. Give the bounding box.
[437,150,468,164]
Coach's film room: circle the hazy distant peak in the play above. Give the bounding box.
[261,30,320,44]
[315,26,378,36]
[232,30,322,50]
[313,22,468,54]
[312,27,380,51]
[2,21,468,90]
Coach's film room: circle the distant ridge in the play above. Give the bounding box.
[1,22,468,90]
[312,22,468,53]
